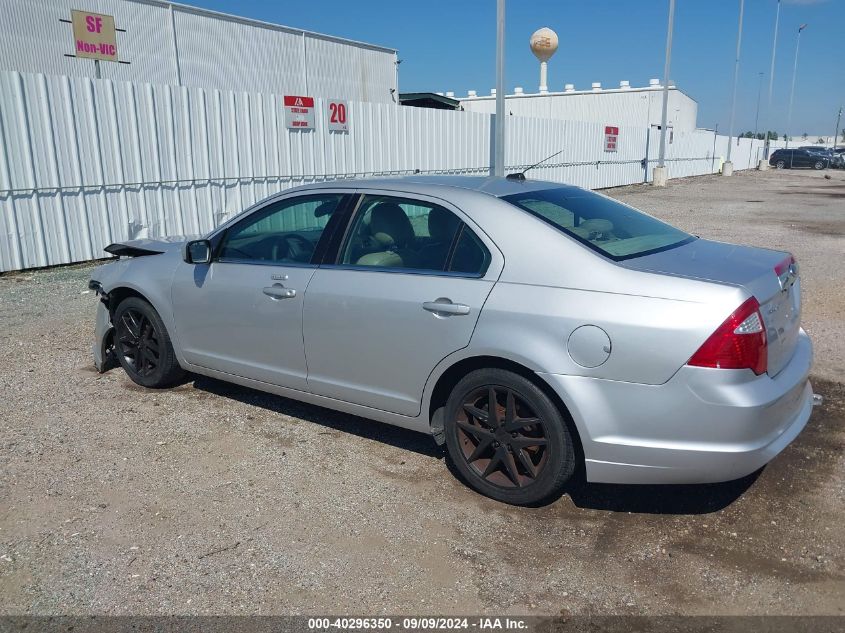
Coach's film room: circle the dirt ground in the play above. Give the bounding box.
[0,168,843,616]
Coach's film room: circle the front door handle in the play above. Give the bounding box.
[422,299,470,316]
[263,285,296,300]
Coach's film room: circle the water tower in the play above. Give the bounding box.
[530,27,558,93]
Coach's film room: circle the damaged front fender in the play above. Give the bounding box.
[92,300,117,373]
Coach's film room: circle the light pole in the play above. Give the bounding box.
[786,23,807,149]
[762,0,781,159]
[754,71,764,138]
[494,0,505,177]
[654,0,675,187]
[724,0,745,176]
[711,123,719,173]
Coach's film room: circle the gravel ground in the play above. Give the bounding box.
[1,168,843,616]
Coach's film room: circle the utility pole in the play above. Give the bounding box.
[653,0,675,187]
[762,0,781,160]
[786,24,807,149]
[754,71,764,138]
[724,0,745,176]
[711,123,719,173]
[494,0,505,177]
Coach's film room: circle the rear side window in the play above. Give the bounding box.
[338,194,490,275]
[502,188,695,261]
[450,226,491,275]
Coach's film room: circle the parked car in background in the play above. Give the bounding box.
[800,147,845,169]
[770,149,829,170]
[88,176,815,505]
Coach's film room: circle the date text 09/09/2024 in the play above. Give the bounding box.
[307,618,529,631]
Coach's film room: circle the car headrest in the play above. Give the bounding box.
[314,200,338,217]
[578,218,613,237]
[369,203,413,248]
[428,206,460,243]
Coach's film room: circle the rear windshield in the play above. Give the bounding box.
[502,187,695,261]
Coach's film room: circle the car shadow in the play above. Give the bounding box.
[443,452,757,513]
[190,375,444,459]
[563,469,761,514]
[184,374,760,514]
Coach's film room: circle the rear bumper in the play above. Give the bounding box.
[539,329,814,484]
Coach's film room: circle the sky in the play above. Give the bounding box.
[190,0,843,137]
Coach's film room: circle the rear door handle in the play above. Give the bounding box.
[422,299,470,316]
[263,285,296,299]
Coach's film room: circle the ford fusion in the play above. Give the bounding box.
[90,176,814,505]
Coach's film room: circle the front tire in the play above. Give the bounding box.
[813,160,825,170]
[114,297,185,388]
[775,160,786,169]
[444,369,576,506]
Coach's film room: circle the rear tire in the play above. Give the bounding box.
[813,160,825,170]
[113,297,185,388]
[444,368,576,506]
[775,160,786,169]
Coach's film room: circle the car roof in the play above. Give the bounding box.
[290,175,583,198]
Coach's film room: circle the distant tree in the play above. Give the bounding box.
[756,132,766,140]
[783,134,789,141]
[802,132,809,140]
[767,131,779,141]
[740,131,755,139]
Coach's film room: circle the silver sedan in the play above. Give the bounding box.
[90,176,814,505]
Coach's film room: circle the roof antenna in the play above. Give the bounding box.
[506,149,564,181]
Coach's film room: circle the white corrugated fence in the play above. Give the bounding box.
[0,71,783,272]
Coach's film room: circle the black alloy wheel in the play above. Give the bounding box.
[113,297,185,388]
[456,385,549,489]
[444,369,576,506]
[117,307,160,378]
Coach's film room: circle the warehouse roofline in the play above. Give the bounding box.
[127,0,398,54]
[460,82,696,104]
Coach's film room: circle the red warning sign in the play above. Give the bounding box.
[284,95,316,129]
[604,125,619,152]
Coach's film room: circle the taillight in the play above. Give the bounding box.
[774,255,794,277]
[775,254,798,292]
[687,297,768,375]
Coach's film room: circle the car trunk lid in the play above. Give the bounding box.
[622,238,801,376]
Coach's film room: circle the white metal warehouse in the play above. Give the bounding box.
[459,80,699,133]
[0,0,399,103]
[0,2,777,274]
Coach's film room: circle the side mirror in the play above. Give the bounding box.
[184,239,211,264]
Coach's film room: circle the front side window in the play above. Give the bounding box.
[502,187,695,261]
[218,194,343,265]
[338,195,489,275]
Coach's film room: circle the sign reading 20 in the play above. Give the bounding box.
[327,100,349,132]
